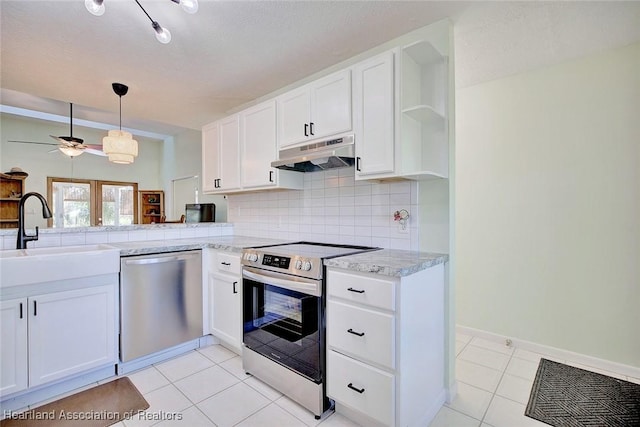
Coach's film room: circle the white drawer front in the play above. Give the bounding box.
[327,300,395,369]
[327,350,394,426]
[327,269,395,311]
[215,251,241,275]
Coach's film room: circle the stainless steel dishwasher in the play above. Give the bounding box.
[120,250,202,362]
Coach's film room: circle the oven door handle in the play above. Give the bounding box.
[243,267,321,297]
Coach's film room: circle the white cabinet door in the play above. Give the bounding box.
[202,122,220,193]
[242,100,278,189]
[277,88,311,148]
[278,69,352,149]
[28,285,116,388]
[209,272,242,352]
[311,70,352,141]
[353,51,395,178]
[0,298,28,395]
[219,115,241,191]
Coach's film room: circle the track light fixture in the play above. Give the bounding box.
[84,0,198,44]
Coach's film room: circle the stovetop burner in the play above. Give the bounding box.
[253,242,377,259]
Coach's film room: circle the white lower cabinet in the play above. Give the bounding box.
[0,298,28,395]
[326,265,445,427]
[328,351,395,426]
[208,250,242,353]
[0,285,116,396]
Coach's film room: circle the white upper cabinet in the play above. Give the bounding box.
[277,69,352,148]
[241,100,303,191]
[353,51,395,178]
[203,103,303,195]
[202,115,241,194]
[218,115,241,192]
[242,100,278,189]
[352,21,452,181]
[201,122,220,193]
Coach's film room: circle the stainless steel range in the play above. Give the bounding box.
[241,242,378,419]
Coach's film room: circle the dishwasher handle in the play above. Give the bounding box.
[124,253,198,265]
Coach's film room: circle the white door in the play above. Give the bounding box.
[242,100,277,189]
[277,87,311,148]
[218,115,241,191]
[202,122,220,193]
[353,51,395,177]
[0,298,28,395]
[311,70,352,140]
[210,273,242,351]
[28,285,116,387]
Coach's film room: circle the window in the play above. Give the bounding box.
[47,178,138,228]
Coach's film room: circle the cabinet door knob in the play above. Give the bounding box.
[304,123,309,137]
[19,302,23,319]
[309,122,315,136]
[347,287,365,294]
[269,170,274,183]
[347,328,365,337]
[356,157,362,172]
[347,383,365,394]
[33,300,37,316]
[233,281,238,294]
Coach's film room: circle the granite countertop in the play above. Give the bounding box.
[324,249,449,277]
[110,235,292,256]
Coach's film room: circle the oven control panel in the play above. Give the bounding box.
[262,254,291,269]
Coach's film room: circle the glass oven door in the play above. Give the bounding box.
[243,267,323,383]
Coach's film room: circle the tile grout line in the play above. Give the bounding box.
[478,344,515,426]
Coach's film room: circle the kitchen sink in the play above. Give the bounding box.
[0,244,121,288]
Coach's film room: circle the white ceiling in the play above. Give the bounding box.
[1,1,639,137]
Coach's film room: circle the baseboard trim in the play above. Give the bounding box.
[456,325,640,380]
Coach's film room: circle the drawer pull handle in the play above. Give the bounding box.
[347,383,365,394]
[347,287,365,294]
[347,328,365,337]
[221,262,231,266]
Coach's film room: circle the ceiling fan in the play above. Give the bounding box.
[8,103,106,158]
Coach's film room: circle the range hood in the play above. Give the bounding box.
[271,135,355,172]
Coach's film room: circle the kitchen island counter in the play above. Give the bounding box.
[324,248,448,277]
[110,235,293,256]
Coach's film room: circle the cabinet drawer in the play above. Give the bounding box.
[327,350,394,426]
[327,300,395,369]
[327,269,395,311]
[214,251,241,275]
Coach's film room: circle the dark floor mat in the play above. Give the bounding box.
[525,358,640,427]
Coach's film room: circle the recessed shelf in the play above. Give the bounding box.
[403,40,444,65]
[402,105,446,126]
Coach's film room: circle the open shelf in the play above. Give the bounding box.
[403,40,444,65]
[401,105,446,127]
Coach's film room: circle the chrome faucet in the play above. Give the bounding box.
[16,192,53,249]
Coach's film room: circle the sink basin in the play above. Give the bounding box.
[0,244,121,288]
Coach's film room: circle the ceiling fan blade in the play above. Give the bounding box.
[85,144,103,150]
[8,140,58,146]
[85,148,107,156]
[50,135,70,145]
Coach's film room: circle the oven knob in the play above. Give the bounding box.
[295,260,303,270]
[302,261,312,271]
[248,253,258,262]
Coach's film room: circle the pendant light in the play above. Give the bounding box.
[102,83,138,165]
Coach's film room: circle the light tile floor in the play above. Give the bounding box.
[43,334,640,427]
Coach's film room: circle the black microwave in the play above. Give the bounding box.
[185,203,215,223]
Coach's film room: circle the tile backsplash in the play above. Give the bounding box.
[228,167,419,250]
